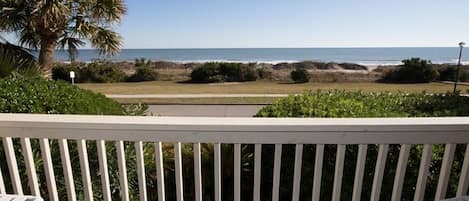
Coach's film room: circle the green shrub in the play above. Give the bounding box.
[52,63,83,82]
[190,62,257,83]
[127,66,159,82]
[0,76,125,114]
[380,58,438,83]
[256,91,469,117]
[190,63,221,83]
[438,66,469,82]
[81,61,127,83]
[52,61,127,83]
[255,91,469,201]
[290,68,310,83]
[219,63,257,82]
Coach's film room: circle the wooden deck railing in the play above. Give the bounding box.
[0,114,469,201]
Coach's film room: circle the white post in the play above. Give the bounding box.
[70,71,75,85]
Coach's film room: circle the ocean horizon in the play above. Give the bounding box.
[46,47,469,66]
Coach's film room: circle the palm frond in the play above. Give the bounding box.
[90,27,122,56]
[58,36,85,62]
[0,37,39,77]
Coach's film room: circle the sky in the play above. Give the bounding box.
[114,0,469,48]
[4,0,469,48]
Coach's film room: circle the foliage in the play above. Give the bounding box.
[0,37,39,77]
[0,0,126,69]
[256,90,469,117]
[135,58,153,68]
[256,67,273,80]
[219,63,257,82]
[380,58,439,83]
[255,91,469,201]
[290,68,310,83]
[190,62,221,83]
[0,76,125,114]
[52,61,127,83]
[190,62,257,83]
[127,66,159,82]
[437,66,469,82]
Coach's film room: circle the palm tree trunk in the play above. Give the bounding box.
[38,39,57,76]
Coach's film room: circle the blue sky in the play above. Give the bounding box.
[4,0,469,48]
[116,0,469,48]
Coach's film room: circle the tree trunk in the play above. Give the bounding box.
[38,38,57,76]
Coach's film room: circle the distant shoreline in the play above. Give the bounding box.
[40,47,468,66]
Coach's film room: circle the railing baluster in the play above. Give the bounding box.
[116,140,130,201]
[332,145,346,201]
[174,142,184,201]
[214,143,222,201]
[370,144,389,201]
[352,145,368,201]
[194,143,202,201]
[0,163,5,194]
[135,141,147,201]
[292,144,303,201]
[457,145,469,196]
[391,144,411,201]
[434,144,456,201]
[253,144,262,201]
[272,144,282,201]
[3,137,23,195]
[155,142,166,201]
[58,139,77,201]
[20,138,40,196]
[40,138,59,201]
[413,144,432,201]
[312,144,324,201]
[78,139,93,201]
[234,144,241,201]
[97,140,111,201]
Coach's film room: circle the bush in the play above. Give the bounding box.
[256,91,469,117]
[190,62,257,83]
[380,58,438,83]
[190,62,220,83]
[438,66,469,82]
[52,61,127,83]
[290,68,310,83]
[127,66,159,82]
[0,76,125,114]
[219,63,257,82]
[255,91,469,201]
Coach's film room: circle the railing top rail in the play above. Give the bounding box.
[0,114,468,144]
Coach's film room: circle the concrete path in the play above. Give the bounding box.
[147,104,266,117]
[107,94,291,99]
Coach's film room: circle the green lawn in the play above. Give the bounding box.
[78,81,469,104]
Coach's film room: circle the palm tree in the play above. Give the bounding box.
[0,0,126,73]
[0,36,38,77]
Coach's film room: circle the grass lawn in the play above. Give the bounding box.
[79,81,469,104]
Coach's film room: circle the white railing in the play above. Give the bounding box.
[0,114,468,201]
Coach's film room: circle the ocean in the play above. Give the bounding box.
[50,47,469,66]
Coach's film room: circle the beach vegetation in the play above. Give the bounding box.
[0,0,126,72]
[437,66,469,82]
[379,58,439,83]
[127,66,159,82]
[190,62,257,83]
[290,68,310,83]
[190,62,221,83]
[53,61,127,83]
